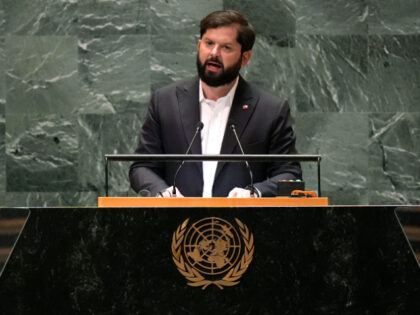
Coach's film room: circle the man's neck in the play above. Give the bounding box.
[201,77,238,101]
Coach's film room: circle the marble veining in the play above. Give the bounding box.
[77,113,144,197]
[368,0,420,34]
[0,1,419,206]
[78,35,151,113]
[367,35,420,112]
[368,113,420,204]
[78,0,150,36]
[225,0,296,38]
[3,0,77,35]
[6,115,78,192]
[296,113,369,204]
[296,0,368,35]
[295,35,369,112]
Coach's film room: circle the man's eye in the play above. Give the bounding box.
[223,46,231,50]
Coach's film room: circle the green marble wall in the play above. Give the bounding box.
[0,0,419,206]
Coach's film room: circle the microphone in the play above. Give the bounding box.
[229,122,256,197]
[172,122,204,196]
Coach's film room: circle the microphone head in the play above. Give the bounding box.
[229,121,237,129]
[197,122,204,130]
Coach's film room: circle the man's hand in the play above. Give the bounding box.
[157,186,184,198]
[227,187,258,198]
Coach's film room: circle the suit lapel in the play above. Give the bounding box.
[215,76,258,181]
[176,77,202,155]
[176,77,203,177]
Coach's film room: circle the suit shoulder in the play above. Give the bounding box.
[153,77,198,96]
[247,82,289,109]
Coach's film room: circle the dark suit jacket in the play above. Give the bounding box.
[129,76,302,197]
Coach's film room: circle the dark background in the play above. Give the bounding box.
[0,206,419,314]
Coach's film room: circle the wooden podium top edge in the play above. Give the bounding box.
[97,197,329,208]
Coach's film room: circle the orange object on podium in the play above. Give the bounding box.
[97,197,328,208]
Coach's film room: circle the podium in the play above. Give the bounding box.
[0,201,419,313]
[98,196,329,207]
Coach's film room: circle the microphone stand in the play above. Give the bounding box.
[230,123,256,197]
[172,122,204,196]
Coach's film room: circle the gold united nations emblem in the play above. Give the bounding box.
[171,217,254,290]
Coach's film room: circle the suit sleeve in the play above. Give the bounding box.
[129,90,169,195]
[253,100,302,197]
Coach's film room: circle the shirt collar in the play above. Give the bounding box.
[199,77,239,105]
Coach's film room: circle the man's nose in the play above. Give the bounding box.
[210,45,220,57]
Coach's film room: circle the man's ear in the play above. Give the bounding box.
[241,50,252,67]
[197,39,202,50]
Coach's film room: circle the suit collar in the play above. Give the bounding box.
[175,76,258,186]
[176,77,201,155]
[215,76,258,180]
[220,75,257,153]
[176,76,255,155]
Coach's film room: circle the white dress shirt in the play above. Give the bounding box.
[199,78,239,197]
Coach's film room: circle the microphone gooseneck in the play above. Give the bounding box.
[172,122,204,196]
[230,123,256,196]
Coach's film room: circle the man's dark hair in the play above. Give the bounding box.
[200,10,256,52]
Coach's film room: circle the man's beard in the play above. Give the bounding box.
[196,54,242,87]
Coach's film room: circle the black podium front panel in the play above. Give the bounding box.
[0,206,419,314]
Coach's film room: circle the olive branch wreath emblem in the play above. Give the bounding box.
[171,218,254,290]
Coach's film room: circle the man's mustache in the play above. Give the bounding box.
[205,58,223,69]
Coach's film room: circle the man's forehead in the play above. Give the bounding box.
[201,25,240,43]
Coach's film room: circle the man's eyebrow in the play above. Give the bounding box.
[203,36,236,46]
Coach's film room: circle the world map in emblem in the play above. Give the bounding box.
[172,217,254,289]
[183,217,242,275]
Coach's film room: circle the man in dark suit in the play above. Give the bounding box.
[129,10,302,197]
